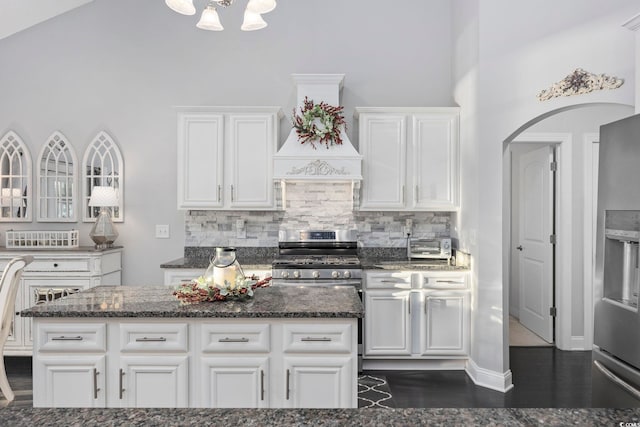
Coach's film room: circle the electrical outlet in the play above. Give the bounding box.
[236,219,247,239]
[155,224,170,239]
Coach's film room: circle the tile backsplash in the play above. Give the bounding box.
[185,182,450,247]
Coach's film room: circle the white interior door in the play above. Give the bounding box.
[518,145,554,343]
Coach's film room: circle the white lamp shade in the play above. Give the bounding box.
[241,9,267,31]
[197,6,224,31]
[165,0,196,16]
[88,186,119,207]
[247,0,276,14]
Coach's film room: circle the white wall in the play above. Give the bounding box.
[453,0,637,389]
[0,0,454,285]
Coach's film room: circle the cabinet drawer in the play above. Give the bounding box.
[365,272,412,289]
[37,323,106,352]
[201,323,270,353]
[283,323,353,354]
[421,274,467,290]
[120,323,189,352]
[27,259,91,273]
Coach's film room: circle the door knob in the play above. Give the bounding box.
[516,245,523,251]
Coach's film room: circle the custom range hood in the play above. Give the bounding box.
[273,74,362,182]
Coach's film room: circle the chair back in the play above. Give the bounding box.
[0,256,33,339]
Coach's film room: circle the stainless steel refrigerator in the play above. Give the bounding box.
[593,113,640,407]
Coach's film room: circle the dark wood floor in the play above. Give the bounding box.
[365,347,593,408]
[2,347,592,408]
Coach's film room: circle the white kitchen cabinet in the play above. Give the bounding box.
[356,107,460,211]
[177,107,282,210]
[283,356,353,409]
[419,291,470,356]
[0,248,122,356]
[33,355,106,408]
[119,356,189,408]
[33,317,357,408]
[364,290,412,356]
[362,270,469,364]
[200,357,269,408]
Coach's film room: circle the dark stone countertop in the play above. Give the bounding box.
[21,285,363,319]
[160,256,273,271]
[1,407,639,427]
[360,259,470,271]
[0,246,123,254]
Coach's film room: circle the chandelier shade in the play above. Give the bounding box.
[165,0,196,16]
[197,5,224,31]
[241,9,267,31]
[247,0,276,14]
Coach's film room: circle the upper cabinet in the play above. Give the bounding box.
[37,131,77,222]
[177,107,282,210]
[0,131,32,222]
[356,108,460,211]
[82,131,124,223]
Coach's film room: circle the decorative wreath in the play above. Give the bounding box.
[292,96,346,149]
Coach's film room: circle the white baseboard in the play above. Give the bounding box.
[465,358,513,393]
[362,358,467,371]
[568,335,587,351]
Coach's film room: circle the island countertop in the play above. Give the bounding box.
[20,285,363,319]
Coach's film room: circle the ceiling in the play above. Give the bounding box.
[0,0,93,41]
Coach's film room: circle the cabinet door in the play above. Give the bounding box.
[364,290,411,356]
[359,114,407,210]
[419,291,469,355]
[411,112,459,210]
[33,355,106,407]
[283,357,353,408]
[200,357,269,408]
[177,113,224,209]
[119,356,189,408]
[227,114,275,209]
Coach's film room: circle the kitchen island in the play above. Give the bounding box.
[21,285,362,409]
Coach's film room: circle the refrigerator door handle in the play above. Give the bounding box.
[594,360,640,400]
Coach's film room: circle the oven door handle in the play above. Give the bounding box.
[271,279,362,287]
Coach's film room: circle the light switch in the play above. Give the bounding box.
[156,224,170,239]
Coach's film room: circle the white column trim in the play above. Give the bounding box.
[465,358,513,393]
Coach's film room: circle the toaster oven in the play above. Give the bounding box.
[408,238,452,261]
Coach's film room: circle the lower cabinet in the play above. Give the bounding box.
[200,357,270,408]
[283,357,353,408]
[363,270,470,362]
[119,356,190,408]
[33,355,106,408]
[33,318,357,408]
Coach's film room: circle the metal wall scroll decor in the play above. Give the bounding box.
[287,160,349,176]
[537,68,624,101]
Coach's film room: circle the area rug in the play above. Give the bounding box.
[358,375,395,408]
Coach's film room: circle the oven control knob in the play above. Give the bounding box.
[343,270,352,279]
[280,271,289,279]
[293,270,300,279]
[312,270,320,279]
[332,271,340,278]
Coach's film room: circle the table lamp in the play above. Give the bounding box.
[88,186,119,249]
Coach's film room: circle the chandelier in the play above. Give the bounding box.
[165,0,276,31]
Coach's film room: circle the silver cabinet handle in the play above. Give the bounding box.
[218,337,249,343]
[408,299,411,314]
[301,337,331,342]
[286,369,290,400]
[93,368,100,399]
[135,337,167,342]
[52,336,83,341]
[217,185,222,202]
[119,368,125,399]
[594,360,640,400]
[260,369,265,401]
[402,185,405,204]
[415,185,419,203]
[380,280,404,284]
[231,184,234,202]
[435,280,465,284]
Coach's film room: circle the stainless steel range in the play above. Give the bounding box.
[272,229,361,287]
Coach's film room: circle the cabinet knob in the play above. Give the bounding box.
[53,263,59,268]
